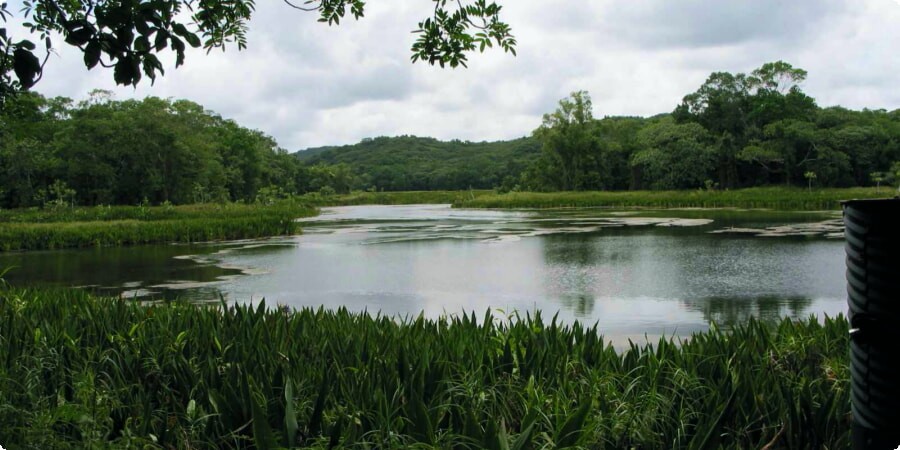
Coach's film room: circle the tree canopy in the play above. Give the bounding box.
[0,0,515,106]
[2,61,899,209]
[518,62,899,192]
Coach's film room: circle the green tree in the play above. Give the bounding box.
[674,61,815,187]
[533,91,598,191]
[803,170,816,191]
[631,118,716,190]
[892,162,900,192]
[738,119,834,185]
[0,0,514,106]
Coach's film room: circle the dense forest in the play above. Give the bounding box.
[0,91,315,209]
[2,61,899,209]
[297,136,541,191]
[298,62,900,193]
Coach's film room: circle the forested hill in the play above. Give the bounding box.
[294,136,541,191]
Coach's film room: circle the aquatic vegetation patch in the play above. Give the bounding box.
[455,186,887,210]
[709,218,845,239]
[314,214,716,245]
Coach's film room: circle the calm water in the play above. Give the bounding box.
[0,205,848,342]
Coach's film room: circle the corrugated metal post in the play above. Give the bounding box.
[843,198,900,450]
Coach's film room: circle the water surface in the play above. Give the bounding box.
[0,205,847,342]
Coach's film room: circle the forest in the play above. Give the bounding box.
[2,61,899,209]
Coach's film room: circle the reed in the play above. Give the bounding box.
[0,288,850,449]
[454,186,888,210]
[0,201,317,251]
[0,201,317,224]
[307,190,492,206]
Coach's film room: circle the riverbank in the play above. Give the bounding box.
[0,202,316,251]
[453,186,891,210]
[0,287,849,448]
[307,189,492,206]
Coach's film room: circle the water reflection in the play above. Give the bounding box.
[683,295,814,326]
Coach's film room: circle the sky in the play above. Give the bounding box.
[6,0,900,151]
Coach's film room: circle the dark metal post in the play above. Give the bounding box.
[843,198,900,450]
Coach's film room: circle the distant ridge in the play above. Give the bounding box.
[292,135,540,191]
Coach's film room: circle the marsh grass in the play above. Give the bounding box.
[454,187,888,210]
[308,190,492,206]
[0,202,317,251]
[0,288,850,449]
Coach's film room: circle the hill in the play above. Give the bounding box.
[294,135,541,191]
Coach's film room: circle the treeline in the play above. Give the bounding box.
[520,61,900,191]
[297,135,541,191]
[0,91,323,209]
[3,61,899,209]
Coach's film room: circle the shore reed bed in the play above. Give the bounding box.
[454,187,889,211]
[0,202,317,251]
[0,288,850,449]
[0,201,317,224]
[309,190,492,206]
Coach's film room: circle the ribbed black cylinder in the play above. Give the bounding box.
[843,198,900,450]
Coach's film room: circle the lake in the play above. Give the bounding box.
[0,205,848,343]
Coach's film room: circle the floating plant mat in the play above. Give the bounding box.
[311,216,716,245]
[708,218,844,239]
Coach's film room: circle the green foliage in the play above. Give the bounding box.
[533,90,598,191]
[0,92,308,208]
[455,186,886,210]
[891,161,900,192]
[0,1,514,104]
[803,171,817,191]
[297,135,540,191]
[517,62,899,192]
[0,288,850,448]
[632,118,716,189]
[3,63,899,203]
[0,201,316,251]
[305,189,492,206]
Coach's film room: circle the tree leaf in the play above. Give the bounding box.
[84,40,102,69]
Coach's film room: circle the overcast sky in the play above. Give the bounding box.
[7,0,900,150]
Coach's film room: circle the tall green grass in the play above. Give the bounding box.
[455,186,890,210]
[0,202,317,251]
[0,201,317,224]
[307,190,492,206]
[0,288,850,448]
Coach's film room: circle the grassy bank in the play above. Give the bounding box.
[0,288,849,449]
[0,202,317,251]
[454,186,892,210]
[306,189,492,206]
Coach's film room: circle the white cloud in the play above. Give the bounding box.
[5,0,900,150]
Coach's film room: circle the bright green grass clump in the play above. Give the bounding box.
[0,288,850,449]
[455,186,889,210]
[0,202,317,251]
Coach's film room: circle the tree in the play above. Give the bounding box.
[892,162,900,193]
[871,171,885,192]
[631,118,716,190]
[0,0,515,106]
[803,170,816,191]
[674,61,815,187]
[533,91,597,191]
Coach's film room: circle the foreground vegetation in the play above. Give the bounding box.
[0,202,316,251]
[0,287,849,449]
[455,186,890,210]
